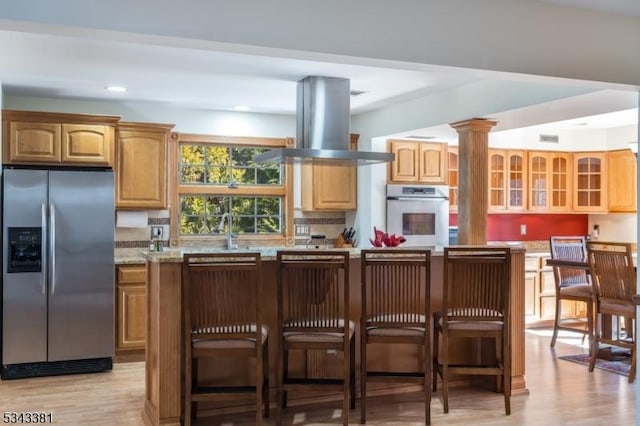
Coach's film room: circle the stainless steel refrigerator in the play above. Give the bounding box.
[2,168,114,379]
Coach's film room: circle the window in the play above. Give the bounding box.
[170,134,294,245]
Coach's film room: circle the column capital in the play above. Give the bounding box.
[449,118,498,133]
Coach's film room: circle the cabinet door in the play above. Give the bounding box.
[524,271,537,318]
[311,164,356,210]
[548,153,572,212]
[573,153,607,212]
[507,151,527,210]
[8,121,61,163]
[389,140,418,182]
[300,134,357,211]
[61,124,113,166]
[448,147,458,211]
[488,150,507,211]
[417,142,447,184]
[528,152,549,211]
[608,149,636,212]
[116,266,146,352]
[116,125,170,209]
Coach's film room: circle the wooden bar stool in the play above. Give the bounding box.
[433,247,512,416]
[182,252,269,426]
[587,241,636,383]
[549,236,594,350]
[360,249,432,425]
[275,250,354,426]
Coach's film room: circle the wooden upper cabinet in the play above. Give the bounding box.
[607,149,636,212]
[389,140,418,182]
[417,142,447,184]
[489,149,527,211]
[548,152,572,212]
[448,146,458,211]
[7,121,61,163]
[115,122,175,209]
[301,133,358,211]
[61,124,113,165]
[527,151,572,212]
[2,110,119,166]
[388,140,447,184]
[528,151,549,211]
[573,152,607,212]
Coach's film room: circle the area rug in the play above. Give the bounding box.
[559,353,631,377]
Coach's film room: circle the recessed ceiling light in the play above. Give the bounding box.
[234,106,251,111]
[575,122,589,126]
[105,85,127,93]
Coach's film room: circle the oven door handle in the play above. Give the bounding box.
[387,196,449,201]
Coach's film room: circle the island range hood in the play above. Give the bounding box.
[254,76,395,165]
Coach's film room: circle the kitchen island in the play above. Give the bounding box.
[141,247,527,426]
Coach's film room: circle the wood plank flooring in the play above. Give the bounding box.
[0,330,635,425]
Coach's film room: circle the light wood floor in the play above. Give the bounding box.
[0,330,635,425]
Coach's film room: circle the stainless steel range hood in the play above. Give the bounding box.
[254,76,395,165]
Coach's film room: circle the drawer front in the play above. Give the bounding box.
[117,265,146,284]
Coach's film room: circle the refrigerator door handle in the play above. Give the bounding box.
[41,203,47,295]
[49,203,56,295]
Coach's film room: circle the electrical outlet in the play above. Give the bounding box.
[295,225,310,236]
[151,226,163,239]
[520,224,527,236]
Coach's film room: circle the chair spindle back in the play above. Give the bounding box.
[443,247,511,323]
[277,251,349,333]
[361,249,430,328]
[183,253,262,340]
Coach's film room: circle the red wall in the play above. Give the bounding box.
[449,213,588,241]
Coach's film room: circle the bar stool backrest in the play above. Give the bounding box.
[587,241,636,303]
[361,249,431,328]
[182,252,262,342]
[550,236,589,286]
[443,247,511,324]
[277,251,350,333]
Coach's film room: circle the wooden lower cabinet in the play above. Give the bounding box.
[116,265,147,353]
[525,254,586,326]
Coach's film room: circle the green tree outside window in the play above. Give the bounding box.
[179,143,283,235]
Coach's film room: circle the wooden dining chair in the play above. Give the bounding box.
[586,241,636,383]
[433,246,512,415]
[182,253,269,426]
[549,236,594,349]
[276,250,354,426]
[360,249,432,425]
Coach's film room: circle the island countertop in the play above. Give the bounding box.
[141,244,525,263]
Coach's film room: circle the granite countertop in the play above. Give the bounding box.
[143,247,364,263]
[114,248,147,265]
[138,245,526,264]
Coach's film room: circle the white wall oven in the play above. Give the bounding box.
[386,184,449,247]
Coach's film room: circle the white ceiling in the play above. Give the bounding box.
[535,0,640,16]
[0,30,477,115]
[0,0,638,131]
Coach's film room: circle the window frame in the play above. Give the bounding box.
[169,132,294,247]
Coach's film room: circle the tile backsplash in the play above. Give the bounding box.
[115,209,347,248]
[293,209,346,246]
[115,210,170,249]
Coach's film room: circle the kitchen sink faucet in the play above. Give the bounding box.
[217,213,238,250]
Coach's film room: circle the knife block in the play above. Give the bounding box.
[335,234,353,248]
